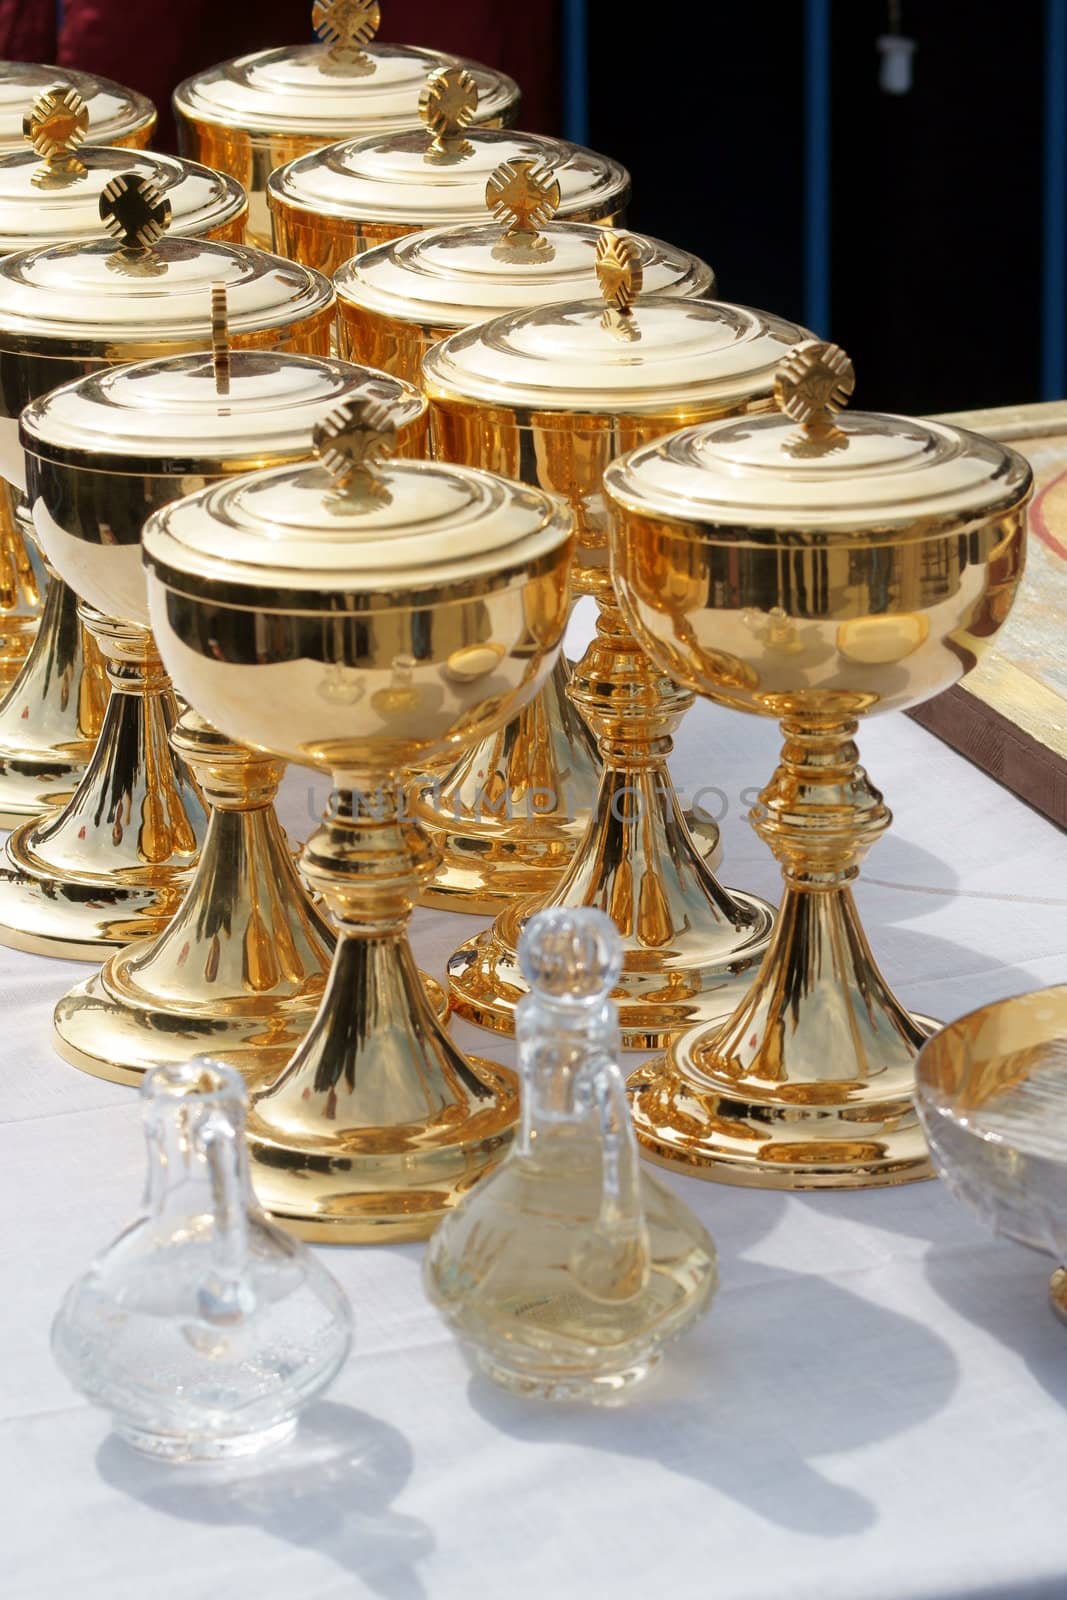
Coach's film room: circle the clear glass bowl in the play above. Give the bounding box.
[915,985,1067,1320]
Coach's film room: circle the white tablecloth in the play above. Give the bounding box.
[4,613,1067,1600]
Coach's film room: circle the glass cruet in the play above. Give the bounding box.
[52,1057,352,1461]
[424,908,718,1400]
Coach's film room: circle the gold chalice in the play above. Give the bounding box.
[267,65,629,275]
[607,340,1032,1187]
[22,320,430,1087]
[431,236,807,1042]
[174,0,520,246]
[0,173,335,960]
[143,396,573,1242]
[915,986,1067,1320]
[0,93,247,822]
[336,177,715,915]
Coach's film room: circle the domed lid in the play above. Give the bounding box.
[268,66,628,228]
[172,1,518,138]
[20,294,425,476]
[0,172,333,359]
[143,393,572,609]
[334,159,713,331]
[0,62,154,151]
[603,341,1034,541]
[0,87,246,254]
[422,232,804,419]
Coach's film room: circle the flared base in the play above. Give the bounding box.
[476,1350,660,1402]
[244,922,517,1244]
[0,767,77,833]
[449,883,774,1050]
[53,961,449,1090]
[51,729,410,1088]
[620,717,947,1188]
[0,576,102,829]
[247,1050,514,1244]
[0,820,194,960]
[0,615,206,960]
[116,1416,297,1462]
[628,1009,940,1189]
[421,807,723,918]
[416,653,602,915]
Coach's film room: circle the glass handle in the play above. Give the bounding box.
[569,1056,650,1302]
[197,1112,255,1325]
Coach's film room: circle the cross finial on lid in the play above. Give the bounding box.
[99,172,172,252]
[596,231,643,316]
[23,85,89,168]
[485,159,561,244]
[211,284,230,397]
[313,395,396,490]
[419,66,478,156]
[775,339,856,437]
[311,0,381,62]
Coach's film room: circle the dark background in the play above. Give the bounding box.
[0,0,1054,415]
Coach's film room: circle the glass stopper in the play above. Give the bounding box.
[517,906,624,1005]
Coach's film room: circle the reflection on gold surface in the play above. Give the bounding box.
[608,340,1032,1187]
[31,359,428,1085]
[143,396,573,1242]
[53,708,438,1088]
[23,85,89,180]
[440,272,805,1038]
[0,162,257,828]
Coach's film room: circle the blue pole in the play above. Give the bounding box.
[803,0,832,337]
[1042,0,1067,398]
[562,0,589,146]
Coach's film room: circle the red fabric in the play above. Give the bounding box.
[47,2,560,151]
[0,0,58,62]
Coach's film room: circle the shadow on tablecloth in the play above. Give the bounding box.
[95,1400,433,1599]
[465,1236,961,1540]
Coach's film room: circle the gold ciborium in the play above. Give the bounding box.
[268,65,629,276]
[915,986,1067,1320]
[431,237,808,1040]
[0,63,155,153]
[338,186,715,919]
[23,327,430,1088]
[174,0,520,246]
[607,340,1032,1187]
[335,157,713,387]
[143,397,573,1242]
[0,175,335,960]
[0,96,248,823]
